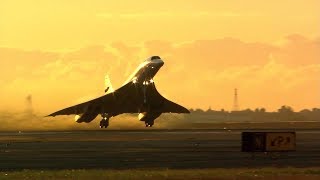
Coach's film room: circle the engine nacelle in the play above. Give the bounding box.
[75,111,99,123]
[75,114,81,122]
[138,112,161,122]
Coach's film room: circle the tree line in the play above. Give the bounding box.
[189,106,320,121]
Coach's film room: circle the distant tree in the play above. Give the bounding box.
[243,108,253,113]
[206,106,215,113]
[278,105,294,113]
[260,108,266,113]
[194,108,204,113]
[277,105,295,121]
[312,108,320,112]
[253,108,266,113]
[300,109,311,113]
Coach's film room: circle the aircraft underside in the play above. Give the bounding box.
[96,112,161,128]
[75,106,163,128]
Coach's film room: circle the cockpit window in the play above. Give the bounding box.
[151,56,161,60]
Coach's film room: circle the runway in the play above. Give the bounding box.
[0,130,319,170]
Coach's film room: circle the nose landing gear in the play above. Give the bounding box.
[100,118,109,128]
[100,113,110,128]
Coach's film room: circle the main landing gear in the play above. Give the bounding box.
[145,121,154,127]
[100,117,109,128]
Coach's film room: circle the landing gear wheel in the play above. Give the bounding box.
[100,118,109,128]
[145,122,154,127]
[105,119,109,128]
[100,120,104,128]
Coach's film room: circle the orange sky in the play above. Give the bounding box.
[0,0,319,114]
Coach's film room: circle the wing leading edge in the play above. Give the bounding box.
[47,81,189,117]
[146,83,190,114]
[47,82,134,117]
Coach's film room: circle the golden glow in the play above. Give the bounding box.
[104,75,114,94]
[1,0,319,50]
[75,115,81,122]
[0,0,319,113]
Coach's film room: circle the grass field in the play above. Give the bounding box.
[1,168,320,180]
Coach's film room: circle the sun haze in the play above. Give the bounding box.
[0,0,319,114]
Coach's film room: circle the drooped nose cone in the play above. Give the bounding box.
[158,59,164,67]
[150,58,164,67]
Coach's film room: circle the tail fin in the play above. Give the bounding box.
[104,75,114,94]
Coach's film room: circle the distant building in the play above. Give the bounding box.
[232,88,239,111]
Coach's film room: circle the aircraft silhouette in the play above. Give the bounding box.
[48,56,190,128]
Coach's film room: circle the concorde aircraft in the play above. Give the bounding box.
[48,56,190,128]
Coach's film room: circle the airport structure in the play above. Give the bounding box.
[25,94,33,115]
[232,88,239,111]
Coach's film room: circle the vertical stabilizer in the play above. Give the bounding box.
[104,75,114,94]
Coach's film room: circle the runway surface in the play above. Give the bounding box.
[0,130,319,170]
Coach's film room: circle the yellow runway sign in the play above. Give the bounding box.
[266,132,296,151]
[242,132,296,152]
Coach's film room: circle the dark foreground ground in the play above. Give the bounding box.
[0,129,319,170]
